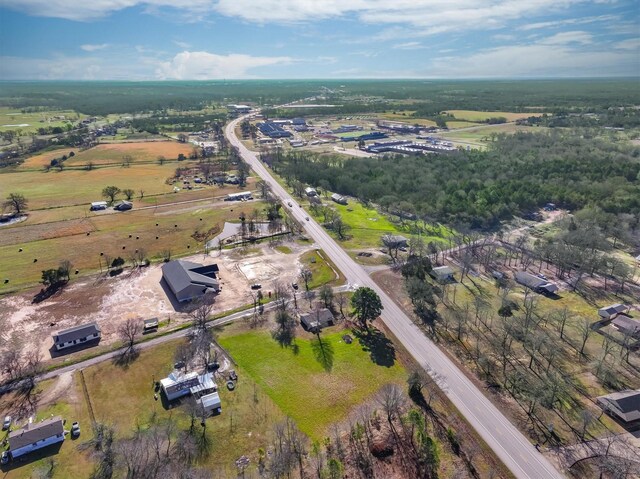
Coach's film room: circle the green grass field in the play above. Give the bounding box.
[0,107,80,134]
[299,249,345,288]
[445,120,482,129]
[219,329,407,439]
[445,110,544,122]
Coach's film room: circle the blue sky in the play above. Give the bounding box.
[0,0,638,79]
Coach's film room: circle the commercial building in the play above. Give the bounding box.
[258,122,292,138]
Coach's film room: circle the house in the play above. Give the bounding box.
[611,316,640,338]
[197,392,222,416]
[225,191,253,201]
[300,308,335,331]
[189,372,217,398]
[160,371,200,401]
[161,260,220,303]
[113,200,132,211]
[305,187,318,197]
[8,416,65,458]
[515,271,559,295]
[331,193,348,205]
[53,322,101,351]
[90,201,107,211]
[430,266,455,283]
[381,234,408,249]
[596,389,640,424]
[598,304,629,320]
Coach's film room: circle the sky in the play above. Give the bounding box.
[0,0,638,80]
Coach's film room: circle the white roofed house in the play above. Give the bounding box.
[197,392,222,416]
[430,266,455,283]
[8,416,65,459]
[160,371,200,401]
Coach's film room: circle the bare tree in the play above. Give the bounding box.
[118,318,141,354]
[299,268,313,292]
[578,318,594,357]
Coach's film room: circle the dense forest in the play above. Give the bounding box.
[2,79,639,116]
[266,131,640,229]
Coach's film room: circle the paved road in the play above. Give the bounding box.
[226,117,563,479]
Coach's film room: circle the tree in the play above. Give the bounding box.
[331,214,350,240]
[102,185,121,204]
[4,193,27,215]
[578,318,593,357]
[118,318,141,355]
[319,284,334,309]
[122,188,135,201]
[299,267,312,292]
[351,287,383,329]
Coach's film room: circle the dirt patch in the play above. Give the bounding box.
[0,218,96,247]
[0,240,316,363]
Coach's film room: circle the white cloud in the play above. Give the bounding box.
[155,51,293,79]
[173,40,191,49]
[538,30,592,45]
[0,0,606,38]
[430,43,638,77]
[520,14,620,31]
[80,43,109,51]
[614,38,640,50]
[393,41,425,50]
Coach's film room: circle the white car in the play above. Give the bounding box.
[71,422,80,437]
[2,416,10,431]
[1,451,9,464]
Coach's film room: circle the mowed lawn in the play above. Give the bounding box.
[18,141,193,170]
[219,329,407,439]
[0,203,257,291]
[445,110,544,122]
[313,200,452,250]
[299,249,345,288]
[0,107,78,134]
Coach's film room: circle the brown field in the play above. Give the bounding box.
[18,141,194,170]
[445,110,544,122]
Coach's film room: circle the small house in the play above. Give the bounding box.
[8,416,64,458]
[90,201,107,211]
[515,271,558,295]
[305,187,318,197]
[300,308,335,331]
[53,322,101,351]
[197,392,222,416]
[598,304,629,321]
[160,371,200,401]
[331,193,348,205]
[596,389,640,424]
[189,372,217,398]
[430,266,454,283]
[381,234,409,249]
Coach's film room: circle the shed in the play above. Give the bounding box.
[143,318,159,331]
[53,322,101,351]
[331,193,348,205]
[596,389,640,423]
[381,234,408,249]
[305,187,318,197]
[598,304,629,320]
[8,416,64,458]
[197,392,222,416]
[430,266,454,283]
[611,316,640,338]
[300,308,335,331]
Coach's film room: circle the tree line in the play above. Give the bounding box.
[266,130,640,230]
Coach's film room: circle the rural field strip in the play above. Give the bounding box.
[0,285,352,395]
[227,114,564,479]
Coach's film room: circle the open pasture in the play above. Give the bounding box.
[0,107,79,134]
[445,110,544,122]
[18,141,193,170]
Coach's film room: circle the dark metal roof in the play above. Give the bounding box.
[300,308,334,328]
[9,416,64,451]
[53,322,100,344]
[161,260,219,298]
[597,389,640,422]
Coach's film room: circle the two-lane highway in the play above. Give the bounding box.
[226,117,563,479]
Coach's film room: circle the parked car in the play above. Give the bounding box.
[71,422,80,437]
[250,284,262,290]
[287,201,293,207]
[305,217,309,221]
[292,282,299,290]
[1,451,9,464]
[2,416,10,431]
